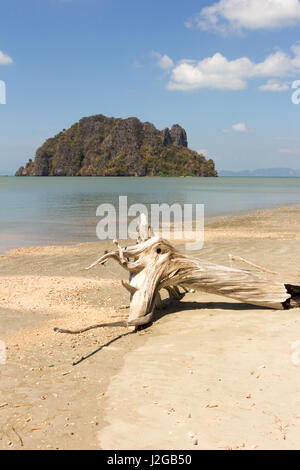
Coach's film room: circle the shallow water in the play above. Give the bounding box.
[1,176,300,253]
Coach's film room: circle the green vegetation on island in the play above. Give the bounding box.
[16,114,217,177]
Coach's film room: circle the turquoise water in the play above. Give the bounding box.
[1,176,300,253]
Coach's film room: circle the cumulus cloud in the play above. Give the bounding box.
[153,52,174,70]
[232,122,248,132]
[165,45,300,91]
[258,79,289,92]
[187,0,300,34]
[0,50,13,65]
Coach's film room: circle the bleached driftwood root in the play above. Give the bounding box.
[54,219,300,335]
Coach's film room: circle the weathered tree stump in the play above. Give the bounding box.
[54,217,300,335]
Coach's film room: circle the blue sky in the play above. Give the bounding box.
[1,0,300,173]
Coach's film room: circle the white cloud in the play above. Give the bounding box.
[189,0,300,34]
[167,53,251,91]
[0,50,13,65]
[232,122,248,132]
[221,123,252,133]
[258,79,289,92]
[166,45,300,91]
[198,148,208,156]
[153,52,174,70]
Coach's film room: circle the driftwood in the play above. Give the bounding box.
[54,217,300,335]
[228,254,279,275]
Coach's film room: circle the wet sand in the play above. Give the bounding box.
[1,205,300,449]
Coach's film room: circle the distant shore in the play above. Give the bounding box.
[1,205,300,449]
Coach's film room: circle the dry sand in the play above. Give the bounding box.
[1,205,300,450]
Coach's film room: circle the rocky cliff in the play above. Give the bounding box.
[16,114,217,177]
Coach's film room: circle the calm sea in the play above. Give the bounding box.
[1,176,300,253]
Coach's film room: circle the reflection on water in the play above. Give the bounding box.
[1,176,300,253]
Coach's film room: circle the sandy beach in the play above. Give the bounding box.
[1,205,300,450]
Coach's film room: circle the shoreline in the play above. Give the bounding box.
[3,176,300,255]
[3,202,300,257]
[1,204,300,449]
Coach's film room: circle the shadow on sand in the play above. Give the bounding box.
[72,298,269,366]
